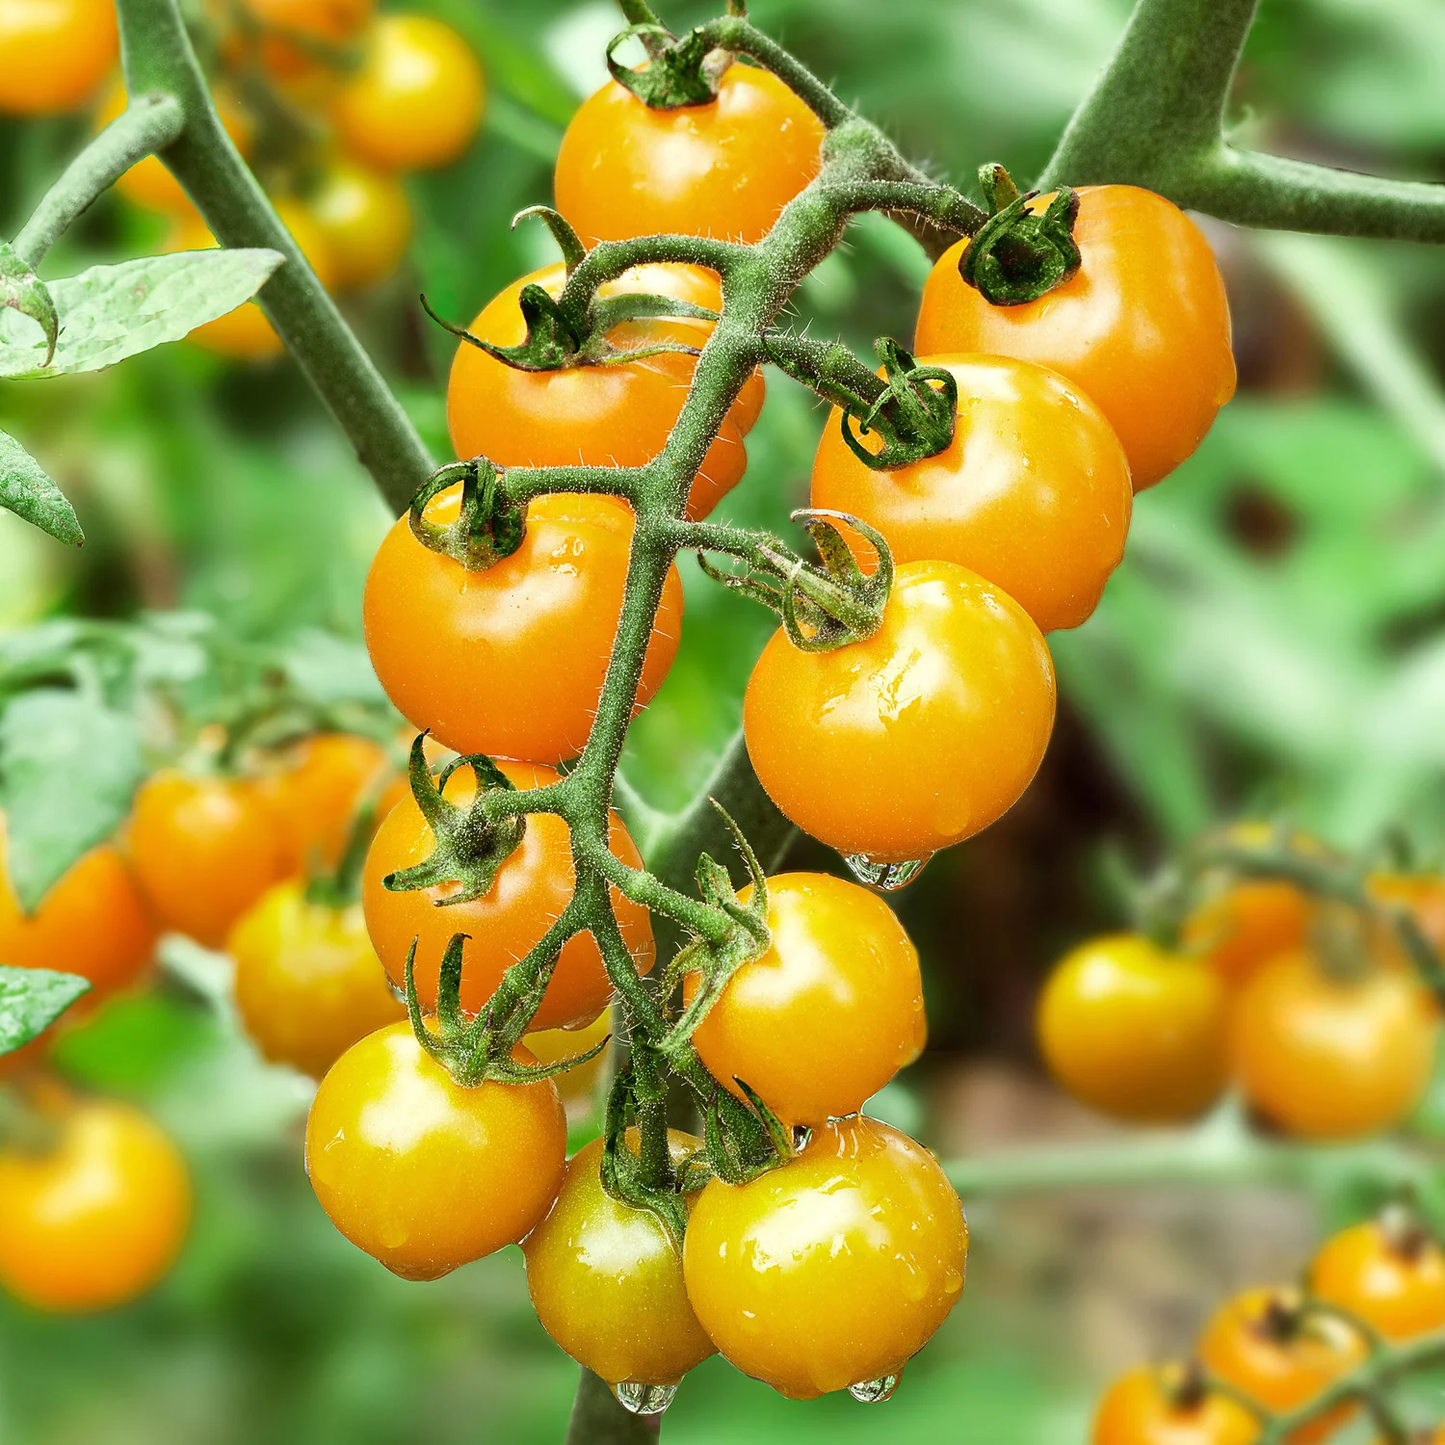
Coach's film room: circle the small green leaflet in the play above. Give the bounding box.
[0,689,146,912]
[0,248,284,380]
[0,428,82,544]
[0,965,89,1055]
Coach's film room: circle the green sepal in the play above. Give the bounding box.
[958,165,1081,306]
[423,284,581,372]
[775,509,893,653]
[0,243,58,368]
[511,206,587,274]
[599,1056,690,1243]
[701,1077,793,1185]
[606,24,724,110]
[407,459,525,573]
[839,338,958,472]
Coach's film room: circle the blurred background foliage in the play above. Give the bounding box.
[2,0,1445,1440]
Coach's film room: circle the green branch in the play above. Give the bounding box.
[565,1370,660,1445]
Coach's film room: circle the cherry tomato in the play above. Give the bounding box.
[0,0,116,116]
[362,760,654,1032]
[1197,1286,1365,1445]
[0,1095,190,1312]
[1090,1363,1261,1445]
[0,814,157,997]
[306,161,412,291]
[526,1007,613,1111]
[305,1020,566,1279]
[240,0,373,81]
[229,879,404,1078]
[332,16,484,172]
[128,769,287,949]
[742,559,1055,864]
[363,490,684,764]
[683,1114,967,1399]
[523,1130,714,1387]
[811,354,1132,633]
[445,262,761,521]
[1232,951,1439,1141]
[1309,1219,1445,1341]
[1368,872,1445,955]
[1037,934,1229,1123]
[684,872,925,1125]
[915,186,1236,489]
[554,64,825,247]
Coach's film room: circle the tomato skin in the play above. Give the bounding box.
[811,354,1133,633]
[0,0,116,115]
[1090,1364,1261,1445]
[363,490,684,764]
[306,162,412,291]
[525,1008,613,1111]
[306,1021,566,1279]
[743,559,1056,863]
[445,263,760,521]
[1197,1287,1365,1445]
[229,879,404,1078]
[362,761,654,1032]
[523,1131,714,1386]
[1367,872,1445,955]
[0,1097,190,1312]
[1038,934,1229,1123]
[555,65,825,247]
[0,816,157,997]
[685,872,925,1126]
[128,770,287,949]
[1183,882,1313,988]
[683,1115,967,1399]
[333,16,484,172]
[1231,951,1439,1141]
[1309,1220,1445,1341]
[915,186,1235,489]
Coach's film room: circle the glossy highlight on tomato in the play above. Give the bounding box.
[1090,1363,1261,1445]
[682,1115,967,1399]
[743,559,1055,863]
[555,64,825,247]
[306,1021,566,1279]
[915,185,1235,489]
[362,760,654,1032]
[0,0,117,116]
[1309,1218,1445,1341]
[363,490,684,764]
[685,872,925,1125]
[811,354,1133,632]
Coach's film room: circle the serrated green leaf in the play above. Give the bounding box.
[0,248,284,380]
[0,428,82,544]
[0,689,146,910]
[0,964,89,1055]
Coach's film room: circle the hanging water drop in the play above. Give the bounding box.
[848,1374,900,1404]
[843,854,931,891]
[613,1381,678,1416]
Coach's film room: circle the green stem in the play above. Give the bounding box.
[12,96,185,267]
[697,14,852,129]
[565,1369,660,1445]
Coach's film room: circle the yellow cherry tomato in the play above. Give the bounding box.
[525,1008,613,1112]
[1090,1363,1262,1445]
[1309,1218,1445,1341]
[306,161,412,291]
[0,0,116,116]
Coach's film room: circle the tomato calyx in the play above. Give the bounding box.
[600,1049,692,1242]
[957,164,1082,307]
[407,459,525,572]
[841,339,958,471]
[0,242,59,367]
[605,23,727,110]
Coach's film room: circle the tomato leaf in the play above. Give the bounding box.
[0,964,89,1055]
[0,249,285,380]
[0,689,146,911]
[0,428,83,545]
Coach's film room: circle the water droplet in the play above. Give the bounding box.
[848,1374,899,1404]
[843,854,931,891]
[613,1382,678,1416]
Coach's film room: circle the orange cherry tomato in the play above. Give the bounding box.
[1231,951,1439,1141]
[1197,1287,1365,1445]
[363,490,684,764]
[127,770,287,949]
[0,0,116,116]
[1183,883,1314,988]
[810,353,1133,632]
[306,161,412,291]
[742,559,1056,865]
[1090,1364,1261,1445]
[0,1095,190,1312]
[445,262,761,521]
[305,1020,566,1279]
[555,64,825,247]
[228,879,404,1078]
[240,0,373,81]
[915,185,1235,489]
[523,1130,714,1387]
[332,15,484,172]
[525,1007,613,1112]
[1368,872,1445,955]
[1037,933,1229,1123]
[685,872,925,1126]
[683,1115,967,1399]
[362,760,654,1032]
[0,815,157,997]
[1309,1219,1445,1341]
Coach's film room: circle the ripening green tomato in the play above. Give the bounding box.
[682,1115,967,1399]
[685,872,926,1125]
[306,1021,566,1279]
[523,1131,715,1387]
